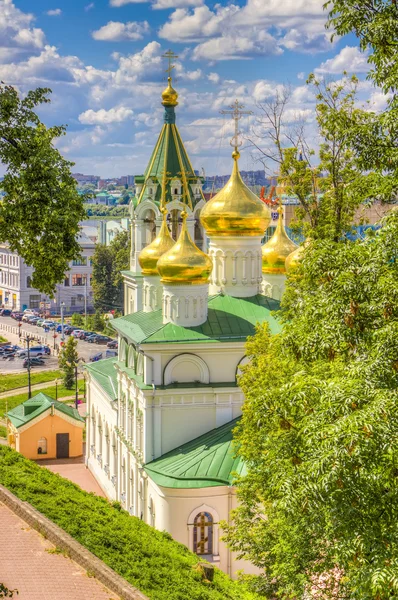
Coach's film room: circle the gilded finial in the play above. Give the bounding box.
[161,50,179,107]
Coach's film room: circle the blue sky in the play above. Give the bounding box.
[0,0,381,177]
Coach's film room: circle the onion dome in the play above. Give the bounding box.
[161,77,178,107]
[200,150,271,237]
[262,206,297,274]
[285,241,308,273]
[138,209,175,276]
[158,211,212,285]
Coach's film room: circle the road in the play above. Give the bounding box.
[0,316,116,374]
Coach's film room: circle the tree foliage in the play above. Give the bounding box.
[0,85,85,295]
[58,335,78,389]
[224,211,398,598]
[91,230,129,312]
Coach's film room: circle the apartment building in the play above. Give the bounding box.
[0,231,95,314]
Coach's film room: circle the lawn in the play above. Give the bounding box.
[0,380,85,418]
[0,336,7,343]
[0,370,62,393]
[0,425,6,438]
[0,447,259,600]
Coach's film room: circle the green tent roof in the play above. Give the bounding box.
[85,357,118,400]
[6,393,85,429]
[112,294,281,345]
[145,417,245,489]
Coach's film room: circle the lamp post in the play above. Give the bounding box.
[25,335,36,399]
[60,302,65,342]
[55,378,59,401]
[53,331,57,351]
[18,322,22,339]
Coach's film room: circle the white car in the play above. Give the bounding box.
[16,345,48,358]
[71,329,84,338]
[41,320,56,329]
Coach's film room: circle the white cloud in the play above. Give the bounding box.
[315,46,370,74]
[193,32,281,61]
[297,72,305,80]
[159,5,237,42]
[79,106,134,124]
[207,72,220,84]
[152,0,203,9]
[92,20,150,41]
[46,8,62,16]
[85,2,95,10]
[0,0,46,53]
[110,0,149,5]
[0,45,82,83]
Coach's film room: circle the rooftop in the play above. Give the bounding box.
[84,357,118,400]
[6,393,85,429]
[112,294,281,345]
[145,417,245,489]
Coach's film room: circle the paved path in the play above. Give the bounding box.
[0,502,117,600]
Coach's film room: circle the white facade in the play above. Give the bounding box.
[0,231,95,313]
[85,339,252,576]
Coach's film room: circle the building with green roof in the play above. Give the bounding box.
[7,393,84,461]
[85,58,288,579]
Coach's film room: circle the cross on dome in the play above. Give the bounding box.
[220,99,253,154]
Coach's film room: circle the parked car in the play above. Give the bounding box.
[79,331,96,340]
[11,311,23,320]
[41,320,56,329]
[27,316,40,324]
[90,352,103,362]
[0,345,21,354]
[36,318,44,326]
[16,345,48,358]
[63,325,74,335]
[71,329,84,338]
[107,339,118,349]
[23,357,45,368]
[93,335,112,345]
[43,345,51,356]
[0,309,12,317]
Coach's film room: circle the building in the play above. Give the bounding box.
[72,173,100,186]
[0,230,95,314]
[85,71,300,578]
[7,393,84,460]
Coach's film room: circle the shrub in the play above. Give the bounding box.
[0,447,258,600]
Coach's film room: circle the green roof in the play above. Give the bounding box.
[7,393,85,429]
[112,294,281,345]
[85,357,118,399]
[145,418,245,489]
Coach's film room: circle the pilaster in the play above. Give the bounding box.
[162,283,209,326]
[143,275,162,313]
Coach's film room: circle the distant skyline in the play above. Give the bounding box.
[0,0,386,177]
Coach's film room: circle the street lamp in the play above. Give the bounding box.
[55,378,59,401]
[24,335,37,399]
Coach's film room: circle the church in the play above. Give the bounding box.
[85,54,301,577]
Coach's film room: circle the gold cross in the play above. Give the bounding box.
[220,99,253,152]
[162,49,178,77]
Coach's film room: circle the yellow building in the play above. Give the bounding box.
[7,393,85,460]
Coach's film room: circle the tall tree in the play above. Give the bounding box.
[224,211,398,599]
[91,230,129,312]
[58,335,78,389]
[0,85,85,295]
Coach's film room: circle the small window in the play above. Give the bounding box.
[27,276,32,288]
[193,512,213,555]
[174,188,178,195]
[37,437,47,455]
[64,276,70,287]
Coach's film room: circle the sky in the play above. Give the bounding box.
[0,0,385,178]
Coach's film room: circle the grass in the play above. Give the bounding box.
[0,381,85,418]
[0,370,62,393]
[0,336,7,343]
[0,425,6,438]
[0,446,259,600]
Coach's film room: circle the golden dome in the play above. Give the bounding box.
[285,240,308,273]
[200,151,271,237]
[161,77,178,107]
[157,211,212,285]
[262,206,297,274]
[138,209,175,276]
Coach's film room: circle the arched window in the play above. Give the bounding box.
[97,415,103,456]
[91,411,96,454]
[112,432,118,476]
[37,437,47,455]
[105,425,110,473]
[27,276,32,288]
[193,512,213,555]
[129,468,135,515]
[174,188,178,195]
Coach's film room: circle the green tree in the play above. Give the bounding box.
[58,335,78,389]
[0,85,85,295]
[91,230,129,312]
[70,313,84,327]
[224,211,398,599]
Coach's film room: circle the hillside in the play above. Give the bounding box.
[0,447,259,600]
